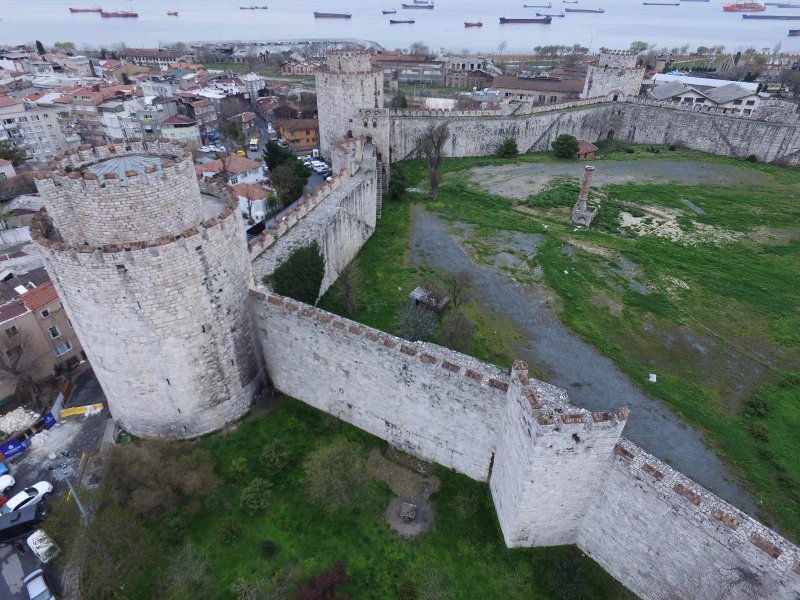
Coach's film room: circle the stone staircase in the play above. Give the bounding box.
[376,160,384,219]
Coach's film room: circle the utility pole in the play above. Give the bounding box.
[65,478,90,524]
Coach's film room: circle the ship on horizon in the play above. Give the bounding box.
[313,11,352,17]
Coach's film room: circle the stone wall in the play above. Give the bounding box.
[31,174,262,438]
[35,141,203,246]
[579,439,800,600]
[251,290,509,481]
[386,100,800,165]
[250,144,377,298]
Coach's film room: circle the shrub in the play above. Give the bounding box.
[388,167,408,202]
[668,144,677,151]
[624,147,635,154]
[747,154,759,163]
[439,310,475,353]
[216,516,243,545]
[260,439,290,478]
[398,579,418,600]
[230,456,250,480]
[305,439,368,512]
[240,478,272,515]
[394,304,438,342]
[496,138,518,158]
[261,539,278,558]
[269,241,325,304]
[749,422,769,442]
[551,134,579,158]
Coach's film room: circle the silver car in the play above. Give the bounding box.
[23,569,56,600]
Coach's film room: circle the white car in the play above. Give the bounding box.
[0,481,53,515]
[0,474,13,494]
[23,569,55,600]
[199,145,215,153]
[210,144,226,153]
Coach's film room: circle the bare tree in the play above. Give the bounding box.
[0,327,44,405]
[409,41,431,57]
[439,311,475,353]
[417,122,450,200]
[444,270,474,310]
[583,110,616,142]
[395,304,437,342]
[337,263,362,315]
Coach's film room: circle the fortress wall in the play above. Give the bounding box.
[578,439,800,600]
[388,101,800,165]
[31,183,262,438]
[251,147,377,298]
[250,290,509,481]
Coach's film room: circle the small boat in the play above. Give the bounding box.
[537,11,565,15]
[313,11,352,17]
[401,3,434,7]
[167,11,178,15]
[523,2,552,6]
[789,27,800,33]
[643,2,679,4]
[382,9,397,13]
[100,10,138,17]
[564,7,604,11]
[722,1,766,10]
[499,15,552,22]
[69,7,102,12]
[464,20,483,25]
[563,1,578,3]
[743,12,800,16]
[390,17,415,22]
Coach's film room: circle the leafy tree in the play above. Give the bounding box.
[496,138,518,158]
[264,140,291,170]
[304,439,367,512]
[0,141,27,166]
[35,40,46,55]
[629,41,650,54]
[387,167,408,201]
[409,41,431,56]
[391,93,408,109]
[260,439,290,477]
[240,477,272,515]
[53,41,76,52]
[395,304,438,342]
[418,122,450,200]
[270,241,325,304]
[439,311,475,353]
[271,157,311,206]
[551,134,579,159]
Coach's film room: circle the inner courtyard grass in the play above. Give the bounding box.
[319,148,800,540]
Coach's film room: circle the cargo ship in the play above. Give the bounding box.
[390,17,415,22]
[167,11,178,15]
[789,27,800,33]
[681,0,710,2]
[564,7,605,11]
[313,11,352,17]
[777,2,800,6]
[401,3,434,7]
[100,10,138,17]
[643,2,679,4]
[743,12,800,16]
[499,15,552,22]
[464,21,483,25]
[722,1,766,10]
[537,11,565,15]
[69,7,102,12]
[523,2,552,6]
[382,9,397,13]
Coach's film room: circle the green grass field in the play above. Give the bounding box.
[319,147,800,540]
[176,399,630,599]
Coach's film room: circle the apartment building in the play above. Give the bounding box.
[68,83,135,144]
[0,96,80,162]
[277,118,319,150]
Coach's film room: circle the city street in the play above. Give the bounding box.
[0,370,110,600]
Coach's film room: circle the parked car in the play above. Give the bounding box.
[199,145,215,153]
[0,482,53,515]
[0,474,13,494]
[210,144,226,153]
[0,504,48,544]
[23,569,55,600]
[27,530,60,564]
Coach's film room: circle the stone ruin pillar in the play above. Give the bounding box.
[572,165,598,228]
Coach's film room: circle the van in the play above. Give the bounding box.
[27,529,60,563]
[0,503,47,544]
[249,138,259,152]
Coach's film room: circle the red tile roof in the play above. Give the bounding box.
[0,97,19,107]
[21,282,59,312]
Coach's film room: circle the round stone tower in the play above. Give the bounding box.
[31,140,262,438]
[316,48,383,161]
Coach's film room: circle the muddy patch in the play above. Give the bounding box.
[619,207,743,245]
[469,159,771,201]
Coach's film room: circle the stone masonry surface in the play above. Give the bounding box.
[31,139,263,438]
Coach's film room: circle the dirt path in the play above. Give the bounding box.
[469,159,772,199]
[409,205,758,516]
